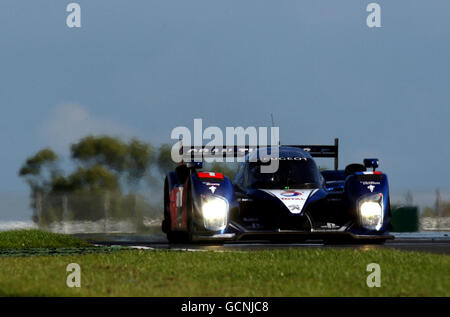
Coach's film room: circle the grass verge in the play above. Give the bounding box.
[0,248,448,296]
[0,229,91,249]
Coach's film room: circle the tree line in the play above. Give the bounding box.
[19,135,237,226]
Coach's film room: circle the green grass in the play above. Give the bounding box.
[0,248,448,296]
[0,229,91,249]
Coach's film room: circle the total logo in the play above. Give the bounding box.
[280,191,302,197]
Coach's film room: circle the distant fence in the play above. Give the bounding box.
[420,217,450,231]
[33,191,162,234]
[390,206,450,232]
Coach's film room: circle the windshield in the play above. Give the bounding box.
[246,159,321,189]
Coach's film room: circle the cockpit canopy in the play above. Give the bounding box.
[234,147,322,190]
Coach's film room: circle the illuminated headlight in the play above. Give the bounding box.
[201,196,228,231]
[359,199,383,231]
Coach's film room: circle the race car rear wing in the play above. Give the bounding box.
[285,138,339,170]
[180,138,339,170]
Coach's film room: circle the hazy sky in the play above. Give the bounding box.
[0,1,449,206]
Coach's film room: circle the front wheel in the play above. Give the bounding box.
[167,231,188,244]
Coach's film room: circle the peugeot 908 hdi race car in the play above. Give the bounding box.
[162,139,393,244]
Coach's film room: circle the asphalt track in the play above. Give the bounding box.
[77,231,450,255]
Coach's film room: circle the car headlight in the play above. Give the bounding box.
[201,196,228,231]
[359,197,383,231]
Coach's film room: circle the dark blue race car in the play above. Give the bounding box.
[162,139,394,244]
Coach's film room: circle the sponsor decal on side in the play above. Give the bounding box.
[209,186,217,193]
[360,181,381,193]
[361,181,381,185]
[203,182,221,186]
[202,182,221,193]
[360,180,380,193]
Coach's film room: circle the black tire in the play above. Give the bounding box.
[162,177,170,234]
[164,178,187,244]
[167,231,187,244]
[161,219,169,234]
[186,180,196,243]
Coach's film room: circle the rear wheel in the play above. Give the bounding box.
[162,178,170,234]
[164,179,188,244]
[186,180,197,243]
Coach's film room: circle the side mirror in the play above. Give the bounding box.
[345,163,366,176]
[233,183,244,194]
[319,174,325,186]
[363,158,379,171]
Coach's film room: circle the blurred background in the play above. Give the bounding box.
[0,1,449,233]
